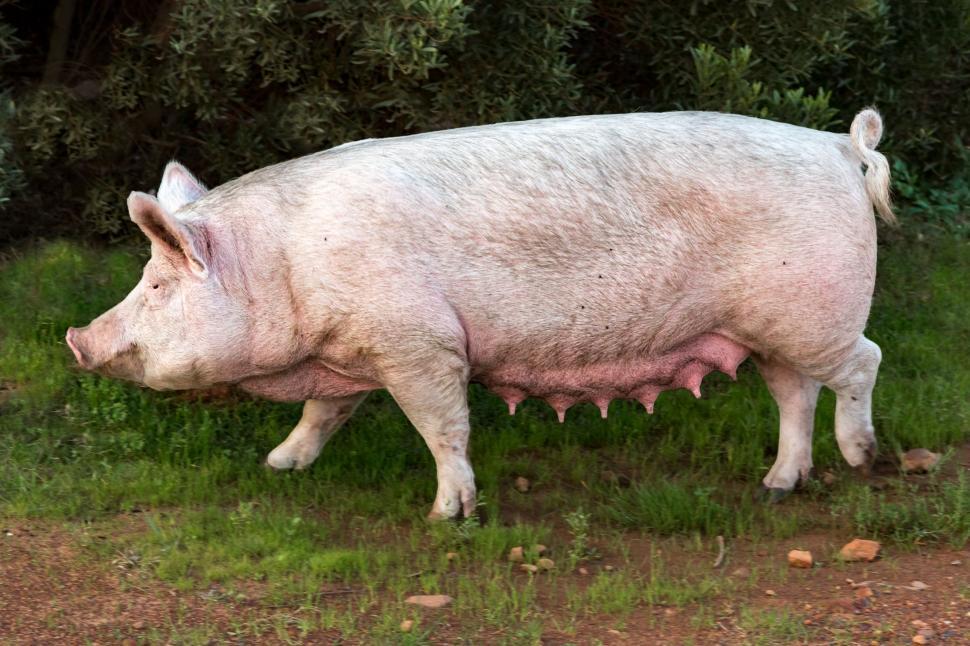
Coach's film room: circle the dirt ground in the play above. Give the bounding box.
[1,515,968,645]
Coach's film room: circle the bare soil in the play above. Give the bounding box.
[2,515,969,645]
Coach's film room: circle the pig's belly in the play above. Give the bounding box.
[474,333,750,420]
[238,359,380,402]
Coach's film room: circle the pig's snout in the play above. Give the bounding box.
[66,326,89,368]
[65,318,145,384]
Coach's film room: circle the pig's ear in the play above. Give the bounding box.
[157,161,207,213]
[128,191,209,279]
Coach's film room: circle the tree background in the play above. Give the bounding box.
[1,0,968,242]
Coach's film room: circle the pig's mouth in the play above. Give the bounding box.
[66,328,146,385]
[97,347,147,384]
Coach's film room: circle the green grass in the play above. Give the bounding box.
[832,471,970,547]
[1,235,969,639]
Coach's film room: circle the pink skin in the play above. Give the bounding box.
[478,332,749,421]
[65,109,892,519]
[66,311,145,383]
[65,327,84,366]
[234,333,749,417]
[238,359,380,401]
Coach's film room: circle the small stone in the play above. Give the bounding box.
[578,567,589,575]
[404,594,453,609]
[855,585,874,599]
[520,563,539,573]
[400,619,414,632]
[603,564,614,572]
[913,635,927,645]
[514,476,531,493]
[508,546,524,563]
[532,544,547,556]
[911,620,929,629]
[537,557,555,570]
[907,580,929,591]
[131,621,146,630]
[822,471,838,486]
[446,551,458,561]
[765,589,776,596]
[788,549,813,568]
[950,559,961,565]
[840,538,881,562]
[901,448,941,474]
[731,566,750,578]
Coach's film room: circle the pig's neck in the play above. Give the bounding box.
[225,231,348,390]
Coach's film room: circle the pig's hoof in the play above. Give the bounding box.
[265,453,296,470]
[799,467,817,488]
[852,444,877,477]
[265,434,328,470]
[425,507,485,525]
[758,485,793,504]
[265,445,314,471]
[426,488,480,523]
[843,437,878,474]
[426,509,452,522]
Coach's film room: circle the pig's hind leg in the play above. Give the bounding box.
[266,394,368,470]
[384,352,477,521]
[812,336,881,473]
[754,356,822,502]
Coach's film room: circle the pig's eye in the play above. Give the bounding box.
[152,284,159,290]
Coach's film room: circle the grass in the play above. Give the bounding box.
[832,471,970,547]
[1,234,969,640]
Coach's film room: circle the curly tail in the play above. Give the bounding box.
[849,108,895,226]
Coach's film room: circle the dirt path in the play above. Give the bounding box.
[2,517,969,644]
[0,521,238,644]
[560,536,970,644]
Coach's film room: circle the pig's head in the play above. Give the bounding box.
[66,162,251,391]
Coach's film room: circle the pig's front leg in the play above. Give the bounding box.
[266,394,368,470]
[384,355,476,520]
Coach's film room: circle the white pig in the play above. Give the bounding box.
[67,109,893,518]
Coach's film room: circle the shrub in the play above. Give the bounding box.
[1,0,968,240]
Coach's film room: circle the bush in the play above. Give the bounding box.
[1,0,968,240]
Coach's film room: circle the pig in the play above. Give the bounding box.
[66,109,894,518]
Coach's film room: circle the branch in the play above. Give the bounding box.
[42,0,77,85]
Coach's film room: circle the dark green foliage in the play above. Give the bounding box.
[1,0,968,240]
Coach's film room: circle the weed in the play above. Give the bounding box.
[605,480,752,536]
[737,606,809,644]
[563,508,600,568]
[832,472,970,547]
